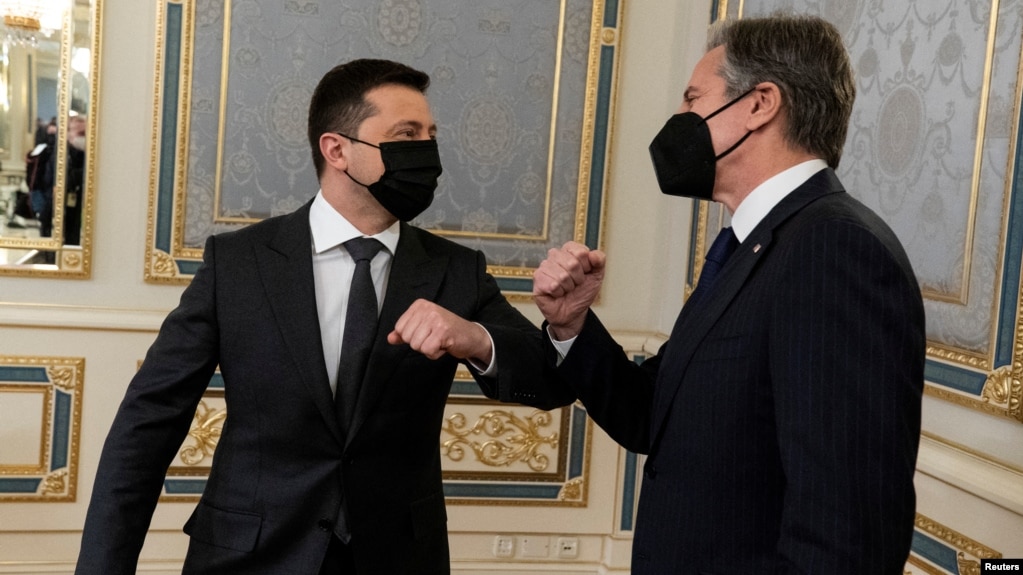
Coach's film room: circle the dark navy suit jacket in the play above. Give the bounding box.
[76,201,575,575]
[549,169,925,574]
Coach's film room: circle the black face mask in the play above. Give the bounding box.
[339,134,443,221]
[648,88,755,200]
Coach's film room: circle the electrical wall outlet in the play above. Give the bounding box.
[492,535,514,557]
[556,536,579,558]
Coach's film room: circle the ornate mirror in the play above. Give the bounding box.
[0,0,100,278]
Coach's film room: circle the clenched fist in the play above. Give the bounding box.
[388,299,492,364]
[532,241,606,340]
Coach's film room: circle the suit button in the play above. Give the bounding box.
[644,463,658,479]
[317,518,332,532]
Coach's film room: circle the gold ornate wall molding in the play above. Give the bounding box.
[441,408,560,473]
[0,355,84,501]
[441,369,592,507]
[908,513,1001,575]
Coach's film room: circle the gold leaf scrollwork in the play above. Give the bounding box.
[441,410,558,472]
[558,477,584,501]
[41,470,68,495]
[179,401,226,466]
[47,367,75,391]
[957,552,981,575]
[152,250,178,277]
[981,366,1012,407]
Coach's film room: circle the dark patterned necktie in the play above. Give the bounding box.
[335,237,384,433]
[687,226,738,307]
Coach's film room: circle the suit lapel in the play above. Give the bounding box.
[256,201,343,444]
[345,224,449,447]
[648,169,846,448]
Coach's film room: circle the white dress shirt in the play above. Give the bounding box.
[730,158,827,242]
[310,191,496,396]
[310,192,400,397]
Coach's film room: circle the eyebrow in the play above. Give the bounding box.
[389,119,437,136]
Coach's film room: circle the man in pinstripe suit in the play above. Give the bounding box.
[533,15,925,575]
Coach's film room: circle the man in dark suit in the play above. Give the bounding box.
[533,15,925,575]
[76,59,574,575]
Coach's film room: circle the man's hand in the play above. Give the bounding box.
[388,299,492,363]
[532,241,606,340]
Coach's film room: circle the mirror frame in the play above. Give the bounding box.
[0,0,102,279]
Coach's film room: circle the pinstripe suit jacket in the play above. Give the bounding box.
[549,168,925,574]
[76,201,575,575]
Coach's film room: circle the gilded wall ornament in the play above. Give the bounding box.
[0,355,83,501]
[441,409,558,472]
[179,401,225,466]
[907,513,1001,574]
[957,552,981,575]
[981,366,1012,406]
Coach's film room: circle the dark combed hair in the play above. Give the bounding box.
[707,14,855,169]
[307,59,431,177]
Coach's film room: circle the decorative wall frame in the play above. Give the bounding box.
[908,513,1001,575]
[145,0,622,296]
[0,355,84,502]
[160,369,593,506]
[702,0,1023,424]
[441,371,591,506]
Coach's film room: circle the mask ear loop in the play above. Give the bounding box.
[699,86,757,161]
[714,130,753,161]
[335,133,381,187]
[701,87,756,123]
[336,132,381,149]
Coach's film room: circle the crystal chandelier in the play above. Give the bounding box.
[0,0,64,46]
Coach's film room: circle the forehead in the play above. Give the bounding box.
[361,84,433,126]
[687,45,726,92]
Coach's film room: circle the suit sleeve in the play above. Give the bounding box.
[75,237,222,575]
[542,311,658,454]
[771,220,924,574]
[464,250,577,411]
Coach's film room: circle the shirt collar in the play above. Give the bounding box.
[309,191,400,255]
[730,159,828,242]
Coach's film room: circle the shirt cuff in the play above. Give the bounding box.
[465,323,497,377]
[546,325,578,366]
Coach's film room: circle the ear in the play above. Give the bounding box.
[319,132,349,172]
[746,82,782,131]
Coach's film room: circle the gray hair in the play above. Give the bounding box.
[707,15,855,169]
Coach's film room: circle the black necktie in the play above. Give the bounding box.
[335,237,384,433]
[687,226,738,307]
